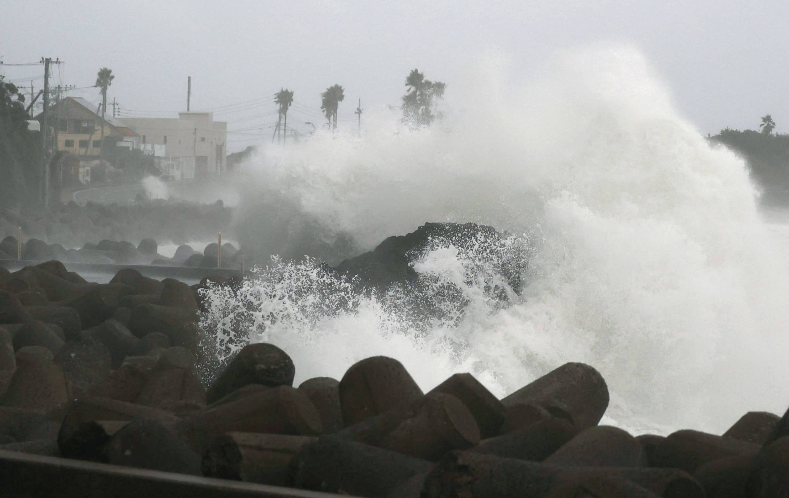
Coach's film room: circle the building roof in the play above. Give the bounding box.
[35,96,138,137]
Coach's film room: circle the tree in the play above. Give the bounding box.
[760,114,776,135]
[0,76,38,207]
[274,88,294,143]
[402,69,446,127]
[321,84,345,130]
[95,67,114,162]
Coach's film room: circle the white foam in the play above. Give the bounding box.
[202,44,789,434]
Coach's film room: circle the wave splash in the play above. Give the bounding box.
[203,45,789,434]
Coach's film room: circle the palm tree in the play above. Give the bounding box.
[760,114,776,135]
[321,84,345,130]
[274,89,294,143]
[95,67,114,162]
[402,69,445,126]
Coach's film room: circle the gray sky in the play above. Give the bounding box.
[3,0,788,151]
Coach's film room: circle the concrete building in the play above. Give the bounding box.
[119,112,227,179]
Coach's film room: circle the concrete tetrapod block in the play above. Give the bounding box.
[693,454,754,498]
[24,306,82,341]
[292,436,433,497]
[338,356,423,427]
[208,384,271,408]
[110,268,164,296]
[544,425,646,468]
[652,429,760,474]
[723,411,781,445]
[420,451,705,498]
[298,377,343,434]
[16,291,48,306]
[12,320,65,356]
[58,397,178,458]
[0,290,30,324]
[66,283,134,329]
[428,372,505,439]
[206,343,295,404]
[1,346,69,411]
[203,433,316,486]
[635,434,666,467]
[85,319,140,369]
[57,419,129,461]
[747,436,789,498]
[135,349,206,410]
[498,402,556,435]
[128,304,199,350]
[88,355,159,403]
[178,386,322,454]
[158,278,199,311]
[104,418,202,476]
[337,392,480,461]
[0,406,49,442]
[469,416,577,462]
[501,362,609,431]
[569,475,663,498]
[54,338,112,398]
[0,327,16,398]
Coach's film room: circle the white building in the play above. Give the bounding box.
[119,112,227,179]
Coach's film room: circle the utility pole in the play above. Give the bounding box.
[41,58,51,209]
[112,97,117,118]
[187,76,191,111]
[29,81,35,117]
[355,98,363,135]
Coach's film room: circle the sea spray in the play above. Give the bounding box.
[203,44,789,434]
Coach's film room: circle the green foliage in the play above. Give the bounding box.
[274,88,294,115]
[402,69,445,127]
[95,67,114,96]
[0,76,39,207]
[320,84,345,130]
[710,125,789,204]
[760,114,775,135]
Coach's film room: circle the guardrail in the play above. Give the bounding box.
[0,449,348,498]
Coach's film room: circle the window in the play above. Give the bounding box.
[93,140,101,148]
[64,140,74,147]
[78,140,88,148]
[58,120,67,132]
[142,135,146,144]
[163,135,167,144]
[79,120,94,133]
[200,137,206,142]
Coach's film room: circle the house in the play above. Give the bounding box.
[37,97,139,158]
[118,112,227,179]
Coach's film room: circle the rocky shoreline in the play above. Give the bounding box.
[0,259,787,497]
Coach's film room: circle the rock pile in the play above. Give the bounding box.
[0,261,787,497]
[0,235,241,269]
[0,200,232,251]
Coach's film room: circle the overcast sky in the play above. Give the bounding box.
[3,0,788,151]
